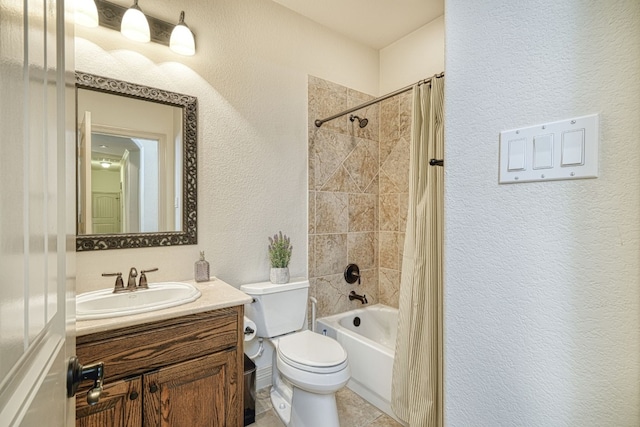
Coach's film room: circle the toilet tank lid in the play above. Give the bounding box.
[240,279,309,295]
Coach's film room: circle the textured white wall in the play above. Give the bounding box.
[444,1,640,426]
[75,0,378,291]
[379,16,444,94]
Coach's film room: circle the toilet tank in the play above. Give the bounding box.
[240,279,309,338]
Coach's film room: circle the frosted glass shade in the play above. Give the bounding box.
[75,0,99,28]
[121,5,150,43]
[170,24,195,56]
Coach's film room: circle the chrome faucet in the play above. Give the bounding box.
[349,291,368,304]
[126,267,138,290]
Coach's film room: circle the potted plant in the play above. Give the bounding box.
[268,231,292,284]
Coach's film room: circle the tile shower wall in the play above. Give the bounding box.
[377,92,412,308]
[308,76,412,318]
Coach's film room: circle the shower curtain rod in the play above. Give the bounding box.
[314,72,444,128]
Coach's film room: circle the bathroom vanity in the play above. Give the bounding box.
[74,278,251,426]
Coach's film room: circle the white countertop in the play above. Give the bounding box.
[76,277,252,337]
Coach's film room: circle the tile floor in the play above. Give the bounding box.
[248,387,403,427]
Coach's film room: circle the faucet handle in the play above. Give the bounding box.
[102,272,124,293]
[138,268,159,289]
[344,264,361,284]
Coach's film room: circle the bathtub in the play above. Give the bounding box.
[316,304,405,424]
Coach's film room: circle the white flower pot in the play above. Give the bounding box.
[270,267,290,284]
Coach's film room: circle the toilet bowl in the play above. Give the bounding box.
[241,280,350,427]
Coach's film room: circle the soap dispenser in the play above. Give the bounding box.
[194,251,210,282]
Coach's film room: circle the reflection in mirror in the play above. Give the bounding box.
[76,72,197,251]
[77,89,182,234]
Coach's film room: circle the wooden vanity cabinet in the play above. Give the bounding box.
[75,306,244,427]
[76,377,142,426]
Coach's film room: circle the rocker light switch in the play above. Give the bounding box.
[507,138,526,171]
[533,134,553,169]
[561,129,585,166]
[499,113,598,184]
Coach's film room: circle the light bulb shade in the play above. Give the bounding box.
[170,24,195,56]
[75,0,99,28]
[100,160,111,168]
[121,4,150,43]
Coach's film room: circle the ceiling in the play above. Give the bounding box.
[271,0,444,50]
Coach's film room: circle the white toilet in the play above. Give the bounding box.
[241,279,350,427]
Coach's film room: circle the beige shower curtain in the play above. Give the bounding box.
[391,75,444,427]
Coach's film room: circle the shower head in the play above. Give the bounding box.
[349,114,368,128]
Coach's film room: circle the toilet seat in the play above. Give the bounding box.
[277,330,348,374]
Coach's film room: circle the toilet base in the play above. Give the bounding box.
[271,386,340,427]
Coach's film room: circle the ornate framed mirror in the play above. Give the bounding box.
[75,72,197,251]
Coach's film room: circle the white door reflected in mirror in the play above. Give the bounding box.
[77,88,183,235]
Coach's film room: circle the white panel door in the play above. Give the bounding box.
[0,0,74,425]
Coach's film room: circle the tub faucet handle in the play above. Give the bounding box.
[344,264,361,284]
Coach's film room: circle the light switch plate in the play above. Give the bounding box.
[499,113,599,184]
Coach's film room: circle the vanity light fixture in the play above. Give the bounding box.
[75,0,99,28]
[100,159,112,169]
[169,11,195,56]
[121,0,150,43]
[89,0,197,55]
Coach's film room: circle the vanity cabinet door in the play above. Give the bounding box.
[143,348,240,427]
[76,376,142,427]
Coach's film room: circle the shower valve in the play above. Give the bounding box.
[344,264,361,284]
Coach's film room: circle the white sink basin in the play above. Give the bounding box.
[77,282,201,320]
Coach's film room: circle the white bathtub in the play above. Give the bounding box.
[316,304,405,424]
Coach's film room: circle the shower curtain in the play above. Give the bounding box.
[391,75,444,427]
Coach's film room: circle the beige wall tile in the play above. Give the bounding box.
[308,191,316,234]
[347,232,377,270]
[315,273,351,318]
[364,173,379,194]
[348,193,377,232]
[313,130,342,190]
[347,88,375,105]
[379,232,399,270]
[379,268,400,308]
[315,192,348,234]
[321,165,360,192]
[398,192,409,232]
[399,90,413,142]
[398,232,405,274]
[381,138,410,191]
[308,76,348,134]
[379,170,399,194]
[315,233,348,276]
[358,268,379,305]
[379,193,399,232]
[380,97,399,143]
[308,235,316,278]
[344,137,378,192]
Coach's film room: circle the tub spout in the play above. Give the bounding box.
[349,291,368,304]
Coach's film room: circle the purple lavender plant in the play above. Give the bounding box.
[268,231,292,268]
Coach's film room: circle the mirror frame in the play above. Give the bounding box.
[75,71,198,251]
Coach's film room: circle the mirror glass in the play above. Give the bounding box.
[76,72,197,251]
